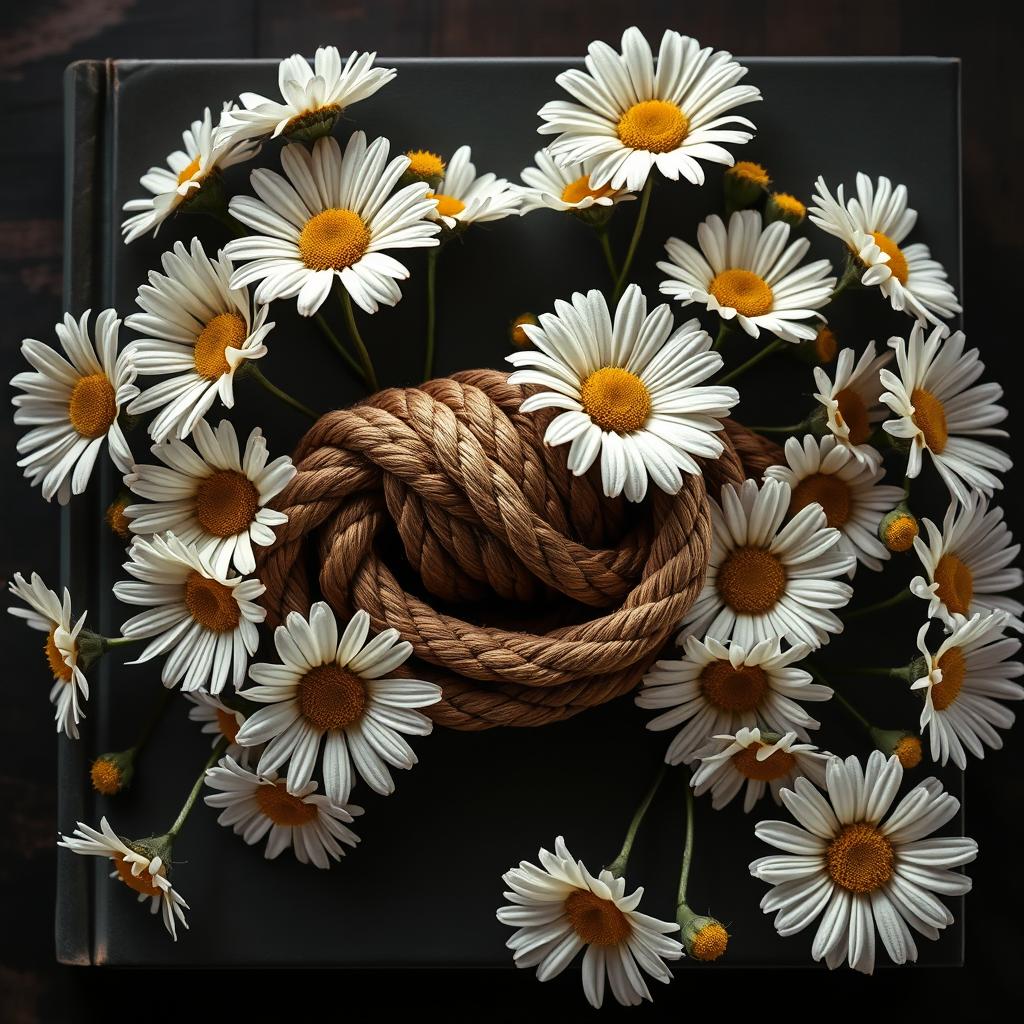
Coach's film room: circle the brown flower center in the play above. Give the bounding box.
[834,386,871,445]
[826,823,894,894]
[708,269,774,318]
[790,472,852,528]
[184,571,240,633]
[731,743,796,781]
[193,312,248,381]
[195,469,260,538]
[814,326,838,364]
[932,645,966,711]
[910,387,949,453]
[934,553,973,616]
[68,373,116,438]
[254,781,319,826]
[563,889,631,946]
[45,628,73,682]
[215,707,240,744]
[716,546,787,614]
[298,663,367,731]
[298,208,371,270]
[700,660,769,712]
[616,99,689,152]
[580,367,651,434]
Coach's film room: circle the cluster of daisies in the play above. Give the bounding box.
[4,25,1014,1004]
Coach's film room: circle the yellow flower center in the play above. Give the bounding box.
[771,192,806,218]
[814,326,838,364]
[731,743,796,781]
[934,552,973,616]
[298,663,367,731]
[728,161,771,187]
[708,269,774,317]
[560,175,616,205]
[716,546,787,614]
[68,373,116,439]
[882,513,918,552]
[105,497,132,540]
[870,231,909,284]
[184,571,240,633]
[193,312,248,381]
[254,781,320,826]
[689,922,729,962]
[790,472,851,529]
[298,208,371,271]
[894,734,923,769]
[563,889,632,947]
[90,758,123,795]
[45,628,73,682]
[216,707,240,744]
[579,367,651,434]
[833,386,872,445]
[195,469,260,538]
[509,313,537,349]
[616,99,689,153]
[932,645,966,711]
[176,155,202,187]
[113,853,163,897]
[427,192,466,219]
[910,387,949,453]
[826,823,894,894]
[700,660,769,713]
[405,149,445,179]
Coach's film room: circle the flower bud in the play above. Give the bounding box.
[678,905,729,962]
[724,161,770,212]
[509,313,539,349]
[794,325,838,366]
[879,505,919,552]
[870,727,923,770]
[90,748,136,795]
[401,150,446,191]
[766,191,807,226]
[106,492,133,541]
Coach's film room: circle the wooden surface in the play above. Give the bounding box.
[0,1,1019,1018]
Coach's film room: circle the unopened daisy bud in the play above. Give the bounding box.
[105,492,132,541]
[90,748,136,795]
[766,191,806,226]
[870,727,923,770]
[678,905,729,962]
[879,504,919,552]
[509,313,538,348]
[724,161,770,212]
[794,325,838,366]
[401,149,446,191]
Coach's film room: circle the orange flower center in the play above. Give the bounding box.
[728,161,771,187]
[254,781,319,826]
[934,553,973,616]
[298,208,371,271]
[45,628,73,682]
[195,469,260,538]
[910,387,948,453]
[105,497,132,540]
[700,660,769,712]
[790,472,852,528]
[563,889,631,946]
[616,100,689,152]
[826,823,894,894]
[90,758,123,795]
[690,922,730,961]
[216,707,240,744]
[731,743,796,781]
[405,150,445,179]
[580,367,651,434]
[184,571,240,633]
[869,231,909,284]
[716,546,787,614]
[561,174,617,205]
[427,192,467,218]
[298,663,367,731]
[193,312,248,381]
[932,645,966,711]
[708,269,774,317]
[771,192,806,219]
[814,326,838,364]
[68,373,116,438]
[833,386,871,445]
[176,155,202,186]
[113,853,163,897]
[894,735,923,769]
[882,514,918,552]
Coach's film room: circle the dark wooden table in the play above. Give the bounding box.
[1,1,1020,1019]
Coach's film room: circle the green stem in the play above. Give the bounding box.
[676,770,695,909]
[598,227,619,281]
[130,686,175,756]
[245,364,317,420]
[423,248,439,381]
[204,207,247,238]
[712,321,731,352]
[167,738,227,840]
[314,312,367,384]
[339,288,380,393]
[834,691,874,735]
[612,176,653,302]
[829,258,862,301]
[845,587,913,621]
[746,420,808,434]
[605,763,667,877]
[717,338,785,386]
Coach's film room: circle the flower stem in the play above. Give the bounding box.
[339,288,380,393]
[204,206,247,238]
[717,338,786,386]
[167,738,227,840]
[597,227,618,281]
[712,321,731,352]
[130,686,175,756]
[747,420,808,435]
[845,587,913,621]
[246,364,318,420]
[829,257,862,301]
[314,312,367,384]
[423,248,439,381]
[676,769,696,910]
[605,763,667,877]
[806,663,874,736]
[612,175,653,303]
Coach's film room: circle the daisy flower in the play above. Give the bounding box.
[425,145,522,229]
[124,418,295,576]
[7,572,89,738]
[518,149,634,215]
[496,836,683,1008]
[808,173,961,327]
[679,477,855,649]
[185,691,251,763]
[879,324,1010,503]
[124,238,273,443]
[764,434,905,574]
[910,493,1022,629]
[636,635,831,764]
[218,47,395,146]
[506,284,739,502]
[58,817,189,940]
[657,211,836,343]
[234,603,441,806]
[691,727,829,813]
[121,105,260,244]
[538,27,761,191]
[811,341,893,467]
[750,752,977,974]
[11,309,136,504]
[204,755,362,868]
[225,132,440,316]
[911,611,1022,769]
[113,533,266,694]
